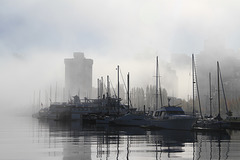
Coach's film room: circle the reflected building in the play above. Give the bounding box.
[65,52,93,99]
[63,137,91,160]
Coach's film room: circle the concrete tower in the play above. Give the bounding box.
[64,52,93,99]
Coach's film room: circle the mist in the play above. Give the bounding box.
[1,0,240,116]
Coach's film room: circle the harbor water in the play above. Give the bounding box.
[1,116,240,160]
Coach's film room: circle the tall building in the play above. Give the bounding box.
[64,52,93,99]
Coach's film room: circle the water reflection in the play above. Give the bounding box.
[32,119,240,160]
[194,130,230,160]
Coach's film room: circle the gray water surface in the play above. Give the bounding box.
[1,116,240,160]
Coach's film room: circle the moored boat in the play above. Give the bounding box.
[194,117,230,131]
[146,106,197,130]
[224,116,240,129]
[112,113,149,126]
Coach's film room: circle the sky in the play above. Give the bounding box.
[1,0,240,114]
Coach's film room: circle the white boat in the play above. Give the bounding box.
[147,106,197,130]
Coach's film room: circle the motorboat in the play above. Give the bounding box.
[147,106,197,130]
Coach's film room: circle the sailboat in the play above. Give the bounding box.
[111,70,150,126]
[222,67,240,129]
[194,61,230,130]
[113,57,197,130]
[145,56,197,130]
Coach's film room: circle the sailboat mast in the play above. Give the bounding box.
[195,61,203,119]
[209,72,213,117]
[127,72,130,110]
[107,75,110,97]
[156,56,159,110]
[192,54,195,115]
[219,64,229,115]
[159,75,163,107]
[117,65,120,114]
[219,62,231,115]
[97,78,100,99]
[217,61,221,118]
[101,77,104,98]
[192,54,203,118]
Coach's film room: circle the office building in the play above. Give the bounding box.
[64,52,93,99]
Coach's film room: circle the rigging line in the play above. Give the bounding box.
[219,66,229,114]
[120,68,128,92]
[102,77,107,93]
[209,72,213,117]
[109,78,117,98]
[217,61,221,118]
[158,69,163,107]
[127,90,133,108]
[195,66,203,119]
[99,77,107,98]
[120,69,133,107]
[193,55,203,119]
[192,54,195,116]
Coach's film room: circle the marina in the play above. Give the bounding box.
[32,56,198,131]
[27,52,240,160]
[32,54,240,132]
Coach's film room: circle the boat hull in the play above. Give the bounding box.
[148,117,197,130]
[112,114,149,126]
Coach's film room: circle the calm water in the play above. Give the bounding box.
[1,116,240,160]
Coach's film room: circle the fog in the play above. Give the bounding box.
[1,0,240,115]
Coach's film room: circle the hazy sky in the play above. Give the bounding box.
[1,0,240,113]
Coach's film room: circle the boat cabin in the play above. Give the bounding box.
[153,106,185,119]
